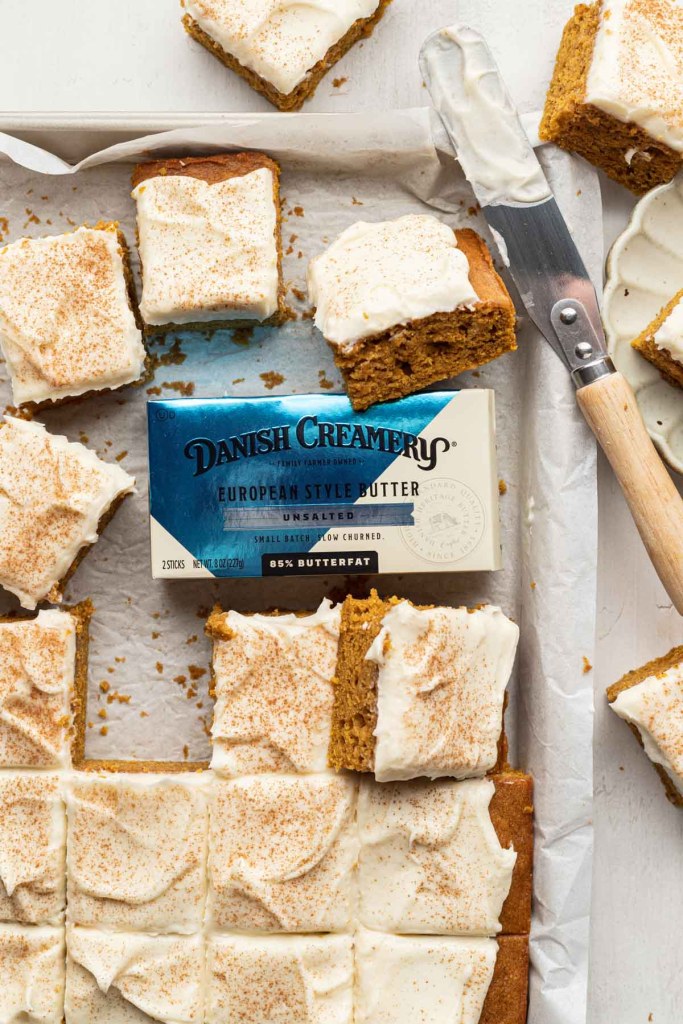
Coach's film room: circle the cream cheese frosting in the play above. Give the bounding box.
[0,773,65,927]
[307,214,479,349]
[0,610,76,768]
[357,777,516,935]
[354,928,498,1024]
[611,663,683,796]
[0,227,145,406]
[181,0,382,95]
[422,26,552,206]
[367,602,519,782]
[0,923,65,1024]
[207,774,358,932]
[65,926,204,1024]
[585,0,683,153]
[206,933,354,1024]
[66,772,208,933]
[0,417,135,610]
[654,294,683,363]
[210,600,340,775]
[133,168,279,326]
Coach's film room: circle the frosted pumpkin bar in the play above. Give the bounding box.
[354,929,529,1024]
[0,604,90,768]
[357,774,533,936]
[0,418,135,610]
[631,288,683,390]
[328,592,519,781]
[206,600,340,776]
[131,153,285,333]
[540,0,683,194]
[0,225,145,407]
[307,216,516,410]
[607,644,683,807]
[180,0,392,111]
[0,923,65,1024]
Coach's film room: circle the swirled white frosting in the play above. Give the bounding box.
[0,610,76,768]
[0,227,145,406]
[182,0,382,95]
[207,774,358,932]
[0,417,135,610]
[358,777,516,934]
[586,0,683,152]
[0,923,65,1024]
[133,168,279,326]
[611,661,683,796]
[210,600,340,775]
[66,772,209,933]
[65,926,204,1024]
[206,933,354,1024]
[367,602,519,782]
[0,773,65,926]
[654,293,683,363]
[307,215,479,348]
[354,928,498,1024]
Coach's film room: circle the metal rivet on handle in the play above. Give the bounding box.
[559,306,578,325]
[575,341,594,360]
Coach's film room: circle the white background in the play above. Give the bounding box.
[1,0,682,1021]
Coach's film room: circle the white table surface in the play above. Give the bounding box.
[2,0,682,1021]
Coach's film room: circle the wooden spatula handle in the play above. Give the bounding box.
[576,371,683,613]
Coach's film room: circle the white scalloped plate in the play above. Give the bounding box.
[604,174,683,474]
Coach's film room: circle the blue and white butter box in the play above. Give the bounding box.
[147,391,502,579]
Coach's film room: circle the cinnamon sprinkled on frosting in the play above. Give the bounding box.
[209,600,340,775]
[0,923,65,1024]
[586,0,683,152]
[0,610,76,767]
[0,773,66,926]
[0,417,135,610]
[181,0,382,95]
[66,773,209,933]
[206,933,354,1024]
[65,926,204,1024]
[0,227,145,405]
[207,774,358,932]
[367,602,519,782]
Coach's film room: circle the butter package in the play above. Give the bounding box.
[147,391,502,579]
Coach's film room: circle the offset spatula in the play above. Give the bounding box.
[420,25,683,613]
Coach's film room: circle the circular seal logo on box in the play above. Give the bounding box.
[401,477,485,563]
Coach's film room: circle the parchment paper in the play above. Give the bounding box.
[0,109,599,1024]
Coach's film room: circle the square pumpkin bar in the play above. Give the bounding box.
[328,592,518,782]
[0,418,134,610]
[180,0,392,111]
[354,930,529,1024]
[307,216,516,410]
[540,0,683,194]
[608,644,683,807]
[206,600,340,776]
[132,153,285,333]
[358,773,533,936]
[0,604,90,768]
[0,225,145,407]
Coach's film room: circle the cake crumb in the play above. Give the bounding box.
[292,206,304,217]
[232,328,254,348]
[290,286,306,302]
[260,370,285,390]
[140,710,149,718]
[147,386,162,396]
[97,708,107,720]
[183,744,189,760]
[582,655,593,674]
[155,661,163,674]
[351,196,363,206]
[115,450,128,462]
[99,725,108,736]
[188,664,207,681]
[162,380,195,397]
[318,371,334,390]
[530,581,537,590]
[498,479,508,495]
[332,76,348,88]
[99,681,110,694]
